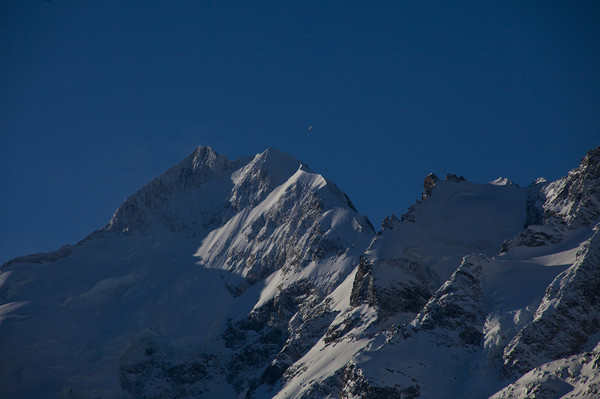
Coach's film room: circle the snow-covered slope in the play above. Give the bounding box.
[352,175,528,327]
[1,145,599,399]
[0,146,374,398]
[491,342,600,399]
[270,147,600,399]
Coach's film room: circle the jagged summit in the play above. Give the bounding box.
[103,146,315,236]
[420,172,468,202]
[249,147,308,174]
[542,146,600,228]
[422,173,439,200]
[189,145,229,167]
[2,146,600,399]
[501,146,600,253]
[104,145,238,234]
[165,145,237,187]
[229,147,307,210]
[0,145,377,398]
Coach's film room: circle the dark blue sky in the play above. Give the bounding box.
[1,0,599,264]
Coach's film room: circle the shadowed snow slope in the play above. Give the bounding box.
[0,146,374,398]
[1,146,600,399]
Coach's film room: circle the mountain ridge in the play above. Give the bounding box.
[1,145,599,399]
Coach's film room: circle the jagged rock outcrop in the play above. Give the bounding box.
[445,173,466,183]
[492,342,600,399]
[105,146,239,235]
[0,146,375,399]
[422,173,439,201]
[350,257,431,324]
[501,147,600,253]
[340,363,420,399]
[3,145,600,399]
[503,227,600,377]
[542,147,600,229]
[500,223,564,253]
[523,178,548,229]
[381,214,400,230]
[409,254,487,347]
[119,330,221,399]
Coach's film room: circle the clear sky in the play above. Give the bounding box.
[1,0,599,264]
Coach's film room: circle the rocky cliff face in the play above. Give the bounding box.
[503,227,600,378]
[502,147,600,253]
[492,342,600,399]
[542,147,600,229]
[0,146,374,399]
[409,254,487,348]
[1,145,600,399]
[275,146,600,399]
[105,146,240,235]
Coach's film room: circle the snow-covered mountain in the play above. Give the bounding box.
[1,146,599,399]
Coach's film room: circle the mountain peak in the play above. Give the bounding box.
[4,146,600,399]
[579,146,600,180]
[189,145,222,167]
[541,145,600,228]
[422,173,439,200]
[228,148,305,210]
[181,145,235,181]
[254,147,308,174]
[104,146,238,234]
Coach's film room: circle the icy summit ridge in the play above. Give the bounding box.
[103,146,318,236]
[104,145,237,234]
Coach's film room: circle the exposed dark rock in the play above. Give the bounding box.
[422,173,439,200]
[2,244,75,269]
[445,173,466,183]
[222,279,342,395]
[381,214,400,231]
[118,332,217,399]
[351,256,432,325]
[500,227,563,253]
[503,229,600,378]
[411,255,486,347]
[296,368,345,399]
[350,257,376,308]
[400,205,417,223]
[341,363,420,399]
[492,345,600,399]
[323,314,364,344]
[523,179,548,229]
[270,301,337,379]
[542,146,600,229]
